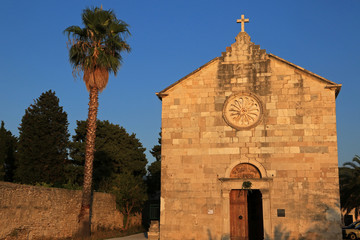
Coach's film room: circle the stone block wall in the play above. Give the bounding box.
[159,32,341,239]
[0,181,140,239]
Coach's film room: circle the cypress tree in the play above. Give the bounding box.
[15,90,70,185]
[0,121,17,182]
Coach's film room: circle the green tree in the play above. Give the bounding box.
[339,155,360,219]
[147,132,161,196]
[70,120,147,189]
[15,90,69,186]
[0,121,17,182]
[150,132,161,162]
[109,172,147,230]
[64,7,130,236]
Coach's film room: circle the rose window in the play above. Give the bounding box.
[223,93,263,130]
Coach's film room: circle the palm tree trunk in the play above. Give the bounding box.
[78,86,99,238]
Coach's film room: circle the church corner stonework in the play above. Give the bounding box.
[157,16,342,240]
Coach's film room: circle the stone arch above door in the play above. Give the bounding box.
[230,163,261,178]
[225,159,268,178]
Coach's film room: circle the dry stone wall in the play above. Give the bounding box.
[0,181,139,239]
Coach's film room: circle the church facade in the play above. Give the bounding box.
[157,16,342,240]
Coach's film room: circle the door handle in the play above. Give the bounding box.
[239,215,243,220]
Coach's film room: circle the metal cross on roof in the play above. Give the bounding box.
[237,14,249,32]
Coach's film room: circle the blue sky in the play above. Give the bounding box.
[0,0,359,166]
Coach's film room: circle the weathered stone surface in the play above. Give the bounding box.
[299,146,329,153]
[148,220,160,240]
[0,182,141,239]
[157,30,341,240]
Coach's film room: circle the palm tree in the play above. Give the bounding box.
[339,155,360,220]
[64,7,130,237]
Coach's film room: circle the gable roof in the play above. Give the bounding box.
[156,53,341,99]
[268,53,341,97]
[156,57,220,99]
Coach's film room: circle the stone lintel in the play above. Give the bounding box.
[218,177,273,182]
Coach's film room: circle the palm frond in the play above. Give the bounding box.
[340,155,360,212]
[64,6,131,91]
[352,155,360,165]
[63,26,84,37]
[344,162,360,170]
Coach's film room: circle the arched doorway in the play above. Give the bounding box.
[230,163,262,178]
[230,163,264,240]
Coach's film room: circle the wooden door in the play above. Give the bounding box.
[230,189,248,240]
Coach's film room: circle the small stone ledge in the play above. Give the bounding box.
[218,177,273,182]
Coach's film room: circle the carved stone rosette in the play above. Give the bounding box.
[223,92,263,130]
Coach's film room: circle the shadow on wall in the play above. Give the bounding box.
[264,202,342,240]
[201,203,341,240]
[207,229,230,240]
[264,226,306,240]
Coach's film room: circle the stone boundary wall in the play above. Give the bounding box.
[0,181,141,239]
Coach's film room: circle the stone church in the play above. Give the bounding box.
[156,15,342,240]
